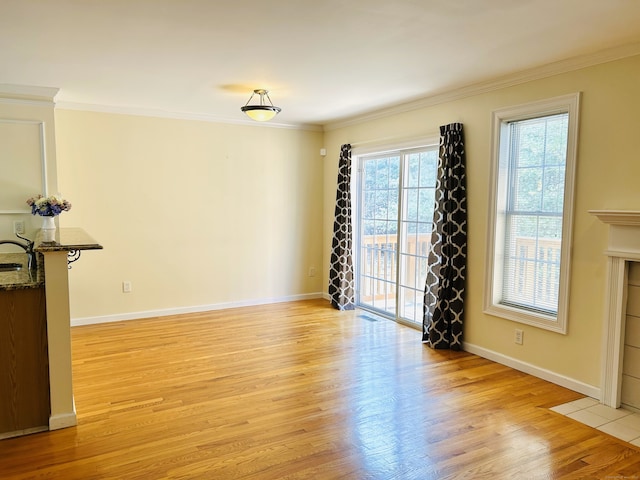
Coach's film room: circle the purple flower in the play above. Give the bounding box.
[26,194,72,217]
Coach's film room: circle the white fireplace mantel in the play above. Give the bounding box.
[590,210,640,407]
[590,210,640,226]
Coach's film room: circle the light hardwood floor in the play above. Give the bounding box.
[2,299,640,479]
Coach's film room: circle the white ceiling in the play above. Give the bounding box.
[1,0,640,128]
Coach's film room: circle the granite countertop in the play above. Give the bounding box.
[0,252,44,290]
[0,228,102,290]
[34,227,103,252]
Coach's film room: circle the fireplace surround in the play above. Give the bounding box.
[590,210,640,407]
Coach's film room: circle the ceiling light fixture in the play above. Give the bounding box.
[240,89,281,122]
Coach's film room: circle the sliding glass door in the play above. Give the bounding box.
[356,147,438,326]
[358,154,400,316]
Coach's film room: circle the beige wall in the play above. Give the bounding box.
[323,54,640,389]
[8,53,636,392]
[55,110,324,320]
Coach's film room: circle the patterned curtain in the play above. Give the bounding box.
[423,123,467,350]
[328,144,355,310]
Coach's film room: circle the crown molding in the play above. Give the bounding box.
[10,41,639,132]
[55,101,323,132]
[0,84,59,105]
[324,42,640,131]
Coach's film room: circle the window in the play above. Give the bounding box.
[484,94,580,333]
[355,140,438,327]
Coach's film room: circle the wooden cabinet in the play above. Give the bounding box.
[0,287,49,438]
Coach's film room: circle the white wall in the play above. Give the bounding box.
[0,91,58,244]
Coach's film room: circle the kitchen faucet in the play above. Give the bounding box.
[0,233,35,270]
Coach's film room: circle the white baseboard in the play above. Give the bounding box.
[49,411,77,430]
[71,292,324,327]
[463,342,601,400]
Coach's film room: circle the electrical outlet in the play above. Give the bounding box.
[13,220,25,235]
[514,329,524,345]
[122,281,132,293]
[308,266,316,277]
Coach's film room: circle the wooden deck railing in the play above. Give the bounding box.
[359,234,562,311]
[359,233,431,302]
[505,237,561,310]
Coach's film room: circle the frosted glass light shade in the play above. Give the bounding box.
[242,106,280,122]
[240,89,281,122]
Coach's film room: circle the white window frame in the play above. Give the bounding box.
[352,136,439,328]
[484,93,580,334]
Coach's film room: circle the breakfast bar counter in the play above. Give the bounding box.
[34,227,103,253]
[36,228,102,432]
[1,227,103,438]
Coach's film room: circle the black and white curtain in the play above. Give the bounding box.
[329,144,355,310]
[423,123,467,350]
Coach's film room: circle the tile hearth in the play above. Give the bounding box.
[551,397,640,446]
